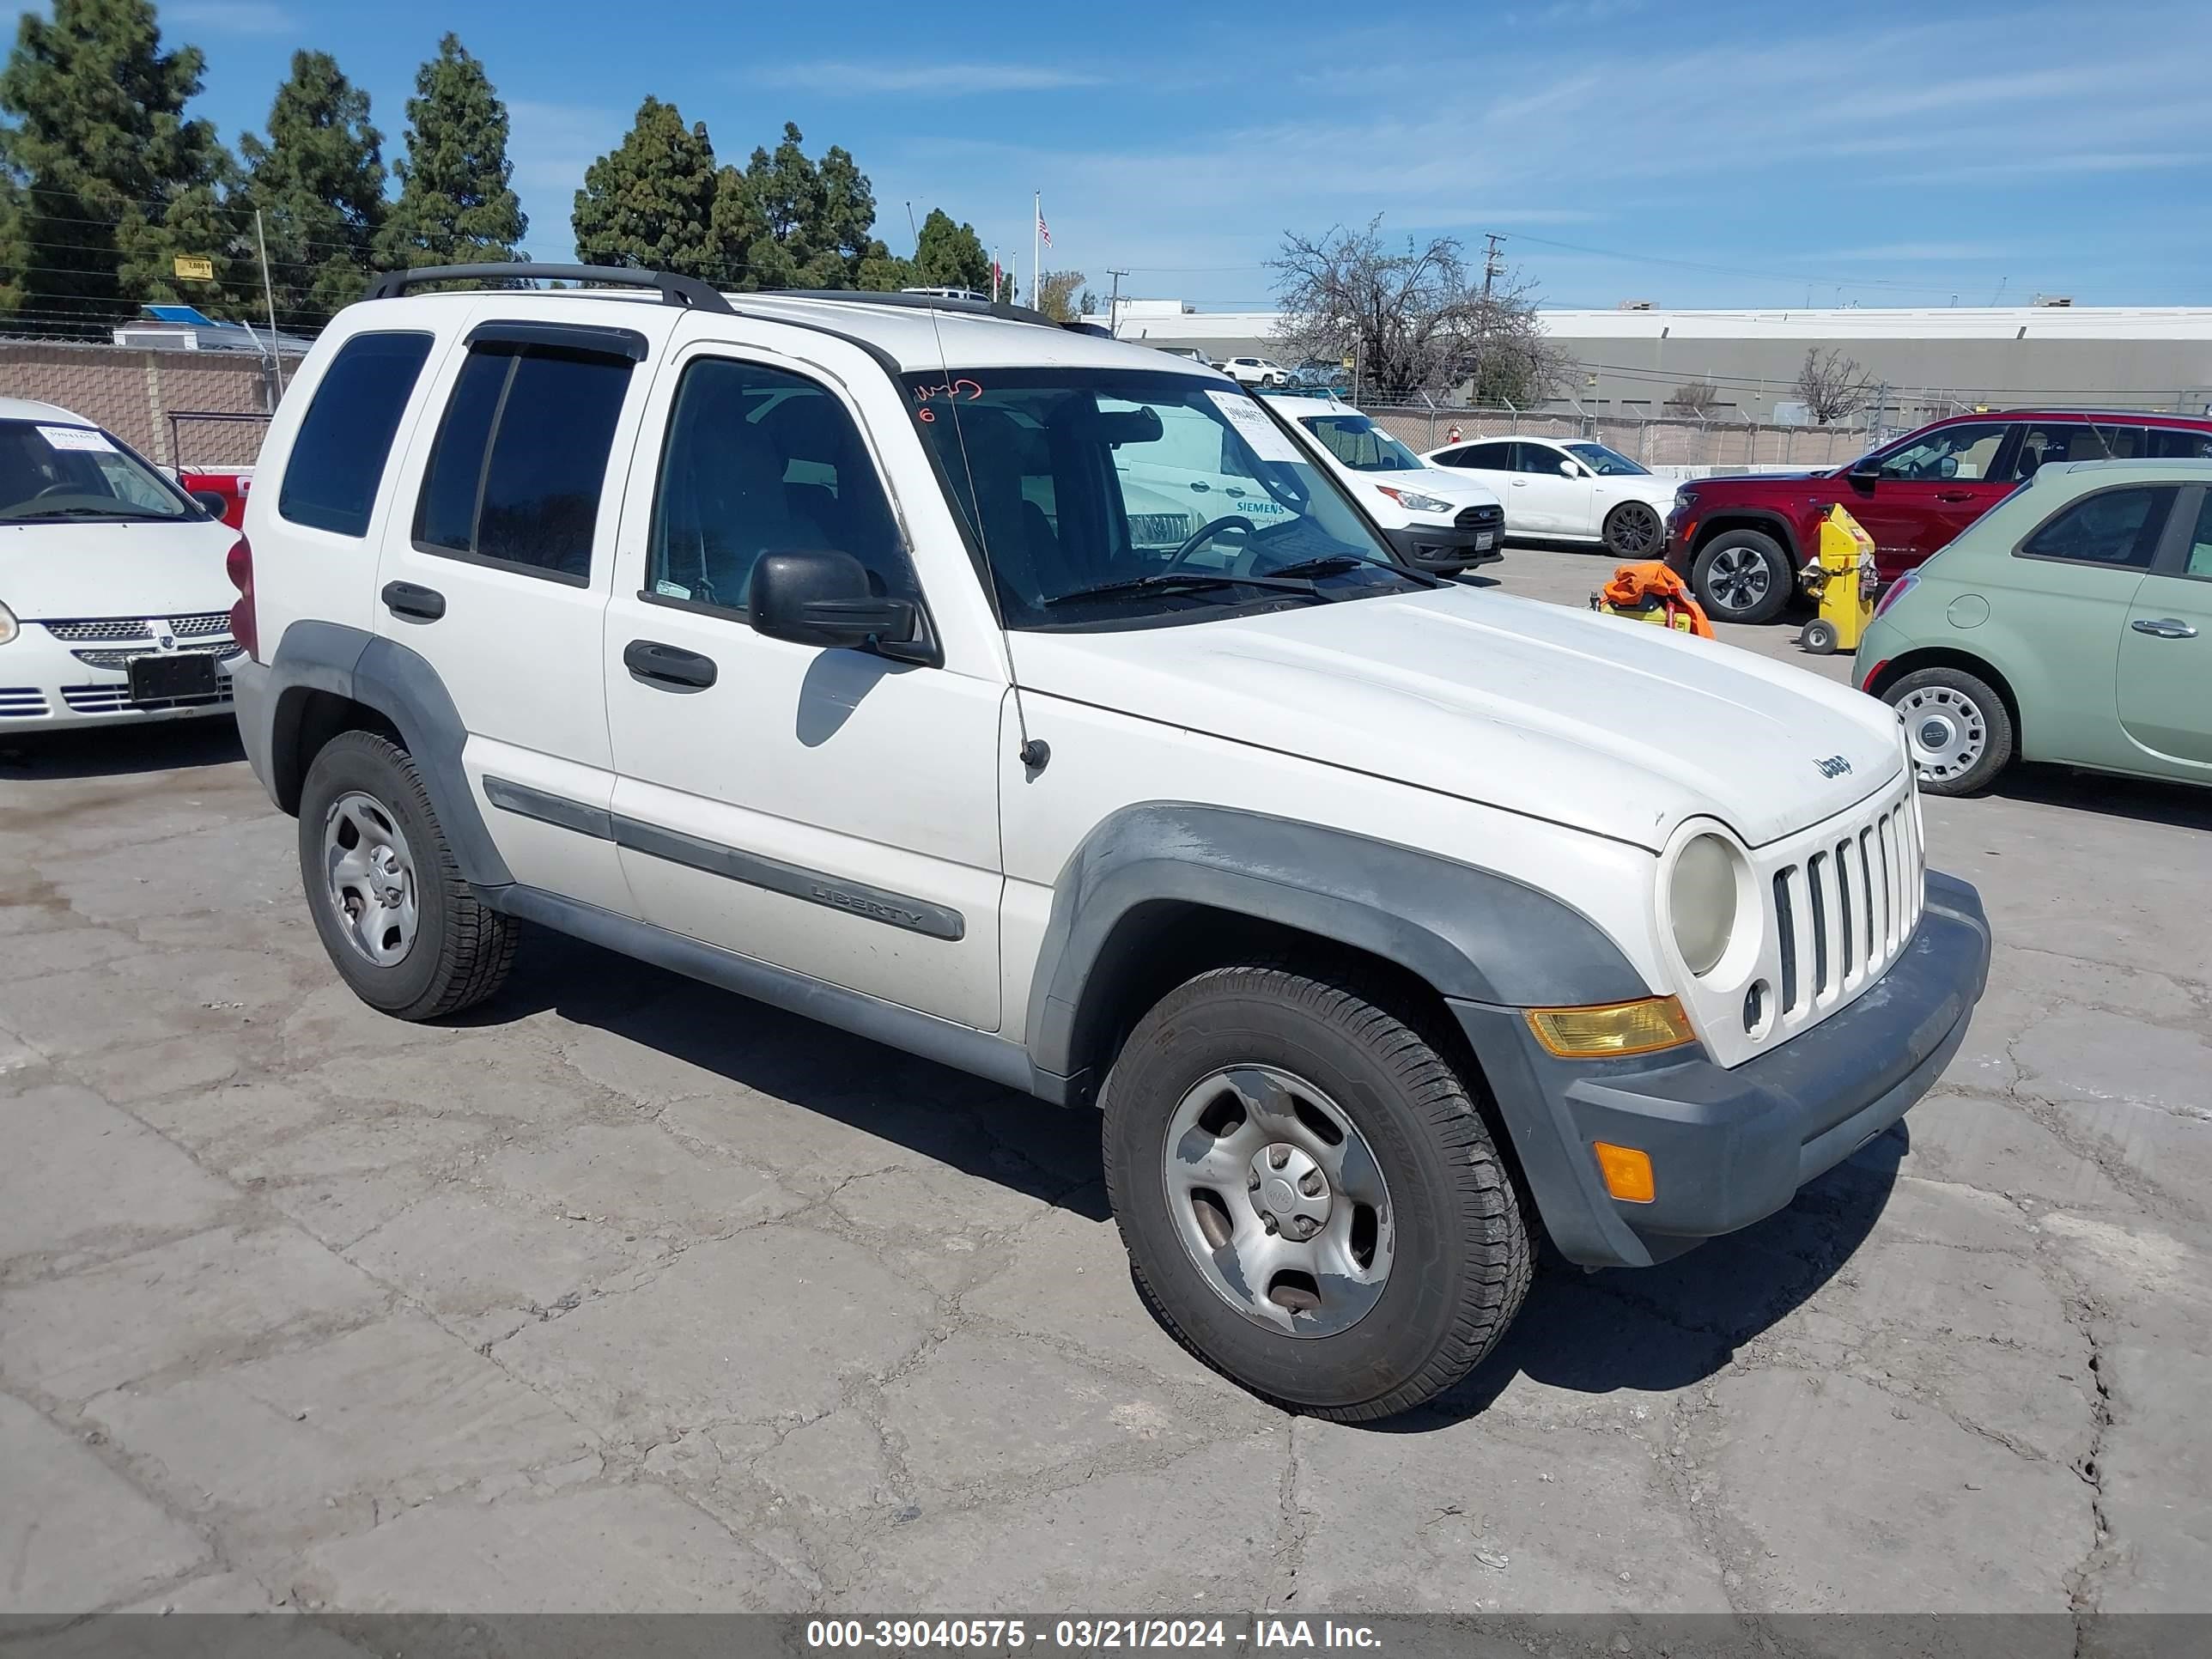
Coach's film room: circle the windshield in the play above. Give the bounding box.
[1565,441,1650,477]
[0,420,200,524]
[905,369,1427,629]
[1297,413,1425,472]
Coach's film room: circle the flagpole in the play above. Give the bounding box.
[1032,191,1040,313]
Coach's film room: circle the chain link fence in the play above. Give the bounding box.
[1361,402,1887,474]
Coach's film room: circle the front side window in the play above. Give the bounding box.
[1514,443,1571,476]
[907,370,1426,629]
[1298,413,1424,472]
[1874,422,2009,482]
[280,331,434,536]
[1566,441,1650,477]
[2017,485,2175,569]
[414,344,632,581]
[647,358,910,611]
[0,420,198,525]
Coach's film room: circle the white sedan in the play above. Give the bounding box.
[0,397,241,730]
[1423,434,1674,557]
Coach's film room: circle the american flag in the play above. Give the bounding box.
[1036,206,1052,248]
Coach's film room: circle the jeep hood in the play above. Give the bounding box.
[1009,586,1902,851]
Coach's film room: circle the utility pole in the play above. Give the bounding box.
[1105,266,1127,337]
[255,209,284,397]
[1472,231,1504,406]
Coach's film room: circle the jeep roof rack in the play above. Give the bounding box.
[363,263,734,314]
[761,288,1111,337]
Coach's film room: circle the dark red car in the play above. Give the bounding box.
[1666,410,2212,623]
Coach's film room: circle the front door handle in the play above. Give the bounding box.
[623,639,718,689]
[380,580,445,622]
[1936,489,1975,503]
[2131,617,2199,640]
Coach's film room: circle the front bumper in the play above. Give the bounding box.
[0,623,239,730]
[1455,868,1990,1268]
[1382,520,1504,574]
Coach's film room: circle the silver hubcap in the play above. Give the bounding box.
[1161,1066,1395,1338]
[1896,685,1987,781]
[323,791,420,967]
[1706,544,1771,611]
[1612,503,1660,553]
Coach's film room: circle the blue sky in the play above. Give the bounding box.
[167,0,2212,312]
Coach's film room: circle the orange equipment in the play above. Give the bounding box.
[1589,561,1717,640]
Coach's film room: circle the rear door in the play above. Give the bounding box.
[2117,486,2212,774]
[374,311,657,915]
[1843,420,2017,575]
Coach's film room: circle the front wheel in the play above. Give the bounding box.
[1602,500,1665,558]
[1692,529,1792,624]
[1885,665,2014,796]
[1101,963,1531,1420]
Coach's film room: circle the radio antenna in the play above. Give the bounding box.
[902,202,1037,757]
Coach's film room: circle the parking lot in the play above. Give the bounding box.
[3,539,2208,1621]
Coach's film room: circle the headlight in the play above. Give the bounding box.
[0,601,15,647]
[1673,486,1692,508]
[1376,485,1453,514]
[1668,832,1741,976]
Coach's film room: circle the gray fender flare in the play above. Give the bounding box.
[1024,802,1649,1096]
[265,620,512,888]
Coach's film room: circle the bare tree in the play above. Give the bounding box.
[1031,269,1085,322]
[1666,381,1723,416]
[1795,348,1874,424]
[1269,217,1564,404]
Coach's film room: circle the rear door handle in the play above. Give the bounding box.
[380,580,445,622]
[623,639,718,689]
[2131,617,2199,639]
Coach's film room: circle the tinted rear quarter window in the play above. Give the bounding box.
[278,332,434,537]
[413,344,633,582]
[2017,485,2176,570]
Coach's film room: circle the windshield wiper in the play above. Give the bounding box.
[10,506,179,521]
[1042,571,1326,609]
[1266,551,1443,587]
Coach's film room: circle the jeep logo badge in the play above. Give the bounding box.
[1814,755,1852,779]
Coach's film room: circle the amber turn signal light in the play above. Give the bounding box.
[1524,996,1697,1059]
[1593,1141,1656,1204]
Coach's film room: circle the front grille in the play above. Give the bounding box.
[44,618,155,642]
[0,687,49,719]
[1455,503,1505,530]
[70,641,241,671]
[169,611,232,639]
[58,683,232,714]
[1768,792,1923,1024]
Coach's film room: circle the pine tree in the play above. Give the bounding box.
[909,209,993,294]
[0,0,245,328]
[238,50,385,331]
[715,122,884,291]
[375,33,526,270]
[572,96,720,278]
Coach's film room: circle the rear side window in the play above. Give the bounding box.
[278,332,434,537]
[2017,485,2175,570]
[414,344,633,583]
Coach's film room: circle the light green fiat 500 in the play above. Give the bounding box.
[1856,459,2212,797]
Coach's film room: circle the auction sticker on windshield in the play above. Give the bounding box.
[38,425,117,453]
[1204,390,1305,464]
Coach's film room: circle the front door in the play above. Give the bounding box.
[2118,487,2212,773]
[1843,420,2017,575]
[600,336,1006,1030]
[1507,441,1592,533]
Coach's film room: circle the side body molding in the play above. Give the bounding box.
[263,620,513,888]
[1024,803,1651,1097]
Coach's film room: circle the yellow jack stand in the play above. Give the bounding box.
[1797,505,1878,655]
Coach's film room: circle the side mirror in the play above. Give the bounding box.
[1560,459,1585,477]
[1846,459,1881,487]
[190,489,231,519]
[749,549,921,653]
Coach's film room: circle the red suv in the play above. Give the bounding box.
[1666,410,2212,623]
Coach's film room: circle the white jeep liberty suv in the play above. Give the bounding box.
[226,266,1990,1420]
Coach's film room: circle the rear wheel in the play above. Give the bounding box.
[297,731,517,1018]
[1602,500,1665,558]
[1692,529,1792,624]
[1885,665,2014,796]
[1101,963,1531,1420]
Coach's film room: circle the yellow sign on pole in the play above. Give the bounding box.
[173,255,215,282]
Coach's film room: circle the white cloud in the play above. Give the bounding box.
[754,60,1108,94]
[169,2,295,33]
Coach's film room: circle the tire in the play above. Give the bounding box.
[1101,962,1531,1420]
[1601,499,1665,559]
[1799,617,1838,655]
[1692,529,1792,624]
[1883,665,2014,796]
[297,730,517,1019]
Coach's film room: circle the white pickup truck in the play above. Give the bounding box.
[225,267,1990,1419]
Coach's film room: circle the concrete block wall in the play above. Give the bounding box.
[0,341,280,466]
